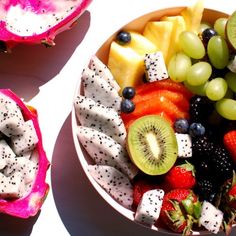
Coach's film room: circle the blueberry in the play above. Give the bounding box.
[189,123,206,137]
[122,87,136,99]
[202,28,217,44]
[116,31,131,45]
[174,119,189,133]
[120,99,135,113]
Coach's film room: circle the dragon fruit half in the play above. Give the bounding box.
[0,89,49,218]
[0,0,92,50]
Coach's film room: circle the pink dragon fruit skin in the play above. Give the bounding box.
[0,0,92,49]
[0,89,50,218]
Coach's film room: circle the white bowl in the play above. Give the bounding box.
[72,6,232,235]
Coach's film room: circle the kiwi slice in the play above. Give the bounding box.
[127,115,177,175]
[226,11,236,50]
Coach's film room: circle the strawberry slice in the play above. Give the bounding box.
[134,89,190,112]
[136,79,193,100]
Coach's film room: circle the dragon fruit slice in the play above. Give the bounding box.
[0,139,16,169]
[77,126,138,179]
[74,95,126,145]
[89,55,120,92]
[81,68,122,112]
[134,189,164,226]
[0,89,49,218]
[0,0,92,49]
[175,133,192,158]
[88,165,133,209]
[199,201,224,234]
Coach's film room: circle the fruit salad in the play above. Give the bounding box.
[74,0,236,235]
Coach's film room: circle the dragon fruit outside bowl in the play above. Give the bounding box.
[0,0,92,51]
[72,5,236,236]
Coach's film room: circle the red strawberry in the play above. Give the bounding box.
[228,184,236,209]
[132,179,159,208]
[160,189,200,235]
[223,130,236,164]
[163,162,196,191]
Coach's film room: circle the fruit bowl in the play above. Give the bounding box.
[72,4,235,236]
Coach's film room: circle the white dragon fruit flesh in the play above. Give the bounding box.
[88,165,133,209]
[199,201,224,234]
[89,55,120,92]
[0,0,92,50]
[77,126,138,179]
[144,51,168,82]
[134,189,164,226]
[175,133,192,158]
[74,95,126,145]
[0,89,49,218]
[81,68,122,112]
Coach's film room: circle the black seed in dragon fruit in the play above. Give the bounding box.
[0,139,16,169]
[74,95,126,145]
[0,94,25,137]
[144,52,168,82]
[77,126,138,179]
[88,165,133,209]
[199,201,224,234]
[11,120,39,156]
[134,189,164,226]
[89,55,120,92]
[81,68,122,112]
[175,133,192,158]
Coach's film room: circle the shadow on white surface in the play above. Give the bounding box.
[51,114,169,236]
[0,10,91,102]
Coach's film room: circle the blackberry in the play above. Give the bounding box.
[192,136,215,157]
[195,178,217,203]
[209,147,234,182]
[189,95,214,123]
[195,158,213,176]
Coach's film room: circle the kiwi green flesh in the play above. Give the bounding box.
[127,115,178,175]
[226,11,236,50]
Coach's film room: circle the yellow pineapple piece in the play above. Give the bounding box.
[124,31,158,56]
[160,15,186,64]
[181,0,204,33]
[108,41,144,90]
[143,21,173,63]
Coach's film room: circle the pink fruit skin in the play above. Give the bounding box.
[0,89,50,218]
[0,0,92,48]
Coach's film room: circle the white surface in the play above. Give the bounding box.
[0,0,235,235]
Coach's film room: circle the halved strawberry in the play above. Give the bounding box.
[136,79,193,100]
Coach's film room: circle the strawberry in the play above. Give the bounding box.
[163,162,196,191]
[132,178,159,208]
[228,184,236,209]
[223,130,236,164]
[160,189,201,235]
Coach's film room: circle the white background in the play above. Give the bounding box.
[0,0,235,235]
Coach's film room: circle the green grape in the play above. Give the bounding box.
[225,72,236,92]
[184,80,208,96]
[199,22,212,34]
[205,77,228,101]
[168,52,192,82]
[214,18,227,38]
[207,36,229,69]
[186,62,212,86]
[179,31,205,59]
[216,98,236,120]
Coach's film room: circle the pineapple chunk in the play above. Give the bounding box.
[108,42,144,91]
[143,21,173,63]
[181,0,204,33]
[161,16,186,64]
[124,31,158,56]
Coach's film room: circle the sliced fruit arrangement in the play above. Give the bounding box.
[0,0,92,50]
[0,90,49,218]
[74,0,236,235]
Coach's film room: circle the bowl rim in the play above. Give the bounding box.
[71,5,233,236]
